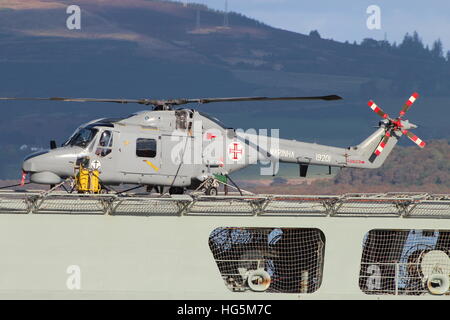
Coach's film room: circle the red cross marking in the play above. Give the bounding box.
[229,142,243,160]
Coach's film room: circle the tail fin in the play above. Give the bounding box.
[350,128,402,169]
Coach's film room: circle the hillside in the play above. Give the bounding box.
[2,0,450,88]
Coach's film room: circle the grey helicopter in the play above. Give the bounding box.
[0,92,425,195]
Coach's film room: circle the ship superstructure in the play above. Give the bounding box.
[0,191,449,299]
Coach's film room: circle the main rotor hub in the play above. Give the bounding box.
[153,103,173,111]
[390,118,403,130]
[384,118,417,131]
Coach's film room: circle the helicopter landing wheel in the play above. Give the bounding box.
[169,187,185,195]
[206,187,218,196]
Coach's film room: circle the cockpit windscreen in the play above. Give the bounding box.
[64,128,98,148]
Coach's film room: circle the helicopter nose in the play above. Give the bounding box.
[22,152,62,184]
[22,150,49,172]
[22,149,75,184]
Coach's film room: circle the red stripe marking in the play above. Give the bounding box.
[368,101,378,111]
[368,101,388,117]
[404,93,419,108]
[206,133,217,140]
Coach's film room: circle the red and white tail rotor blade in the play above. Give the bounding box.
[399,92,419,117]
[373,131,392,157]
[368,100,389,119]
[402,130,426,148]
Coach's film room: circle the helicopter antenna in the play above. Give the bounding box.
[0,95,343,110]
[224,0,229,28]
[196,8,201,30]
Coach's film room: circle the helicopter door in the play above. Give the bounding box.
[158,110,194,185]
[91,130,119,181]
[159,133,194,186]
[118,131,162,182]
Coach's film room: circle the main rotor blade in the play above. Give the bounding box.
[186,95,343,104]
[402,130,426,148]
[368,100,389,119]
[0,95,343,107]
[399,92,419,117]
[0,97,149,104]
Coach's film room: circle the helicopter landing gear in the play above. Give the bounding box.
[206,187,218,196]
[199,177,220,196]
[169,187,185,195]
[147,185,166,194]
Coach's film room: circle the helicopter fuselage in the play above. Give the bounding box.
[22,108,410,191]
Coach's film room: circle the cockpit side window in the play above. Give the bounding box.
[99,131,113,147]
[95,130,113,157]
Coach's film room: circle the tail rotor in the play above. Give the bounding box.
[367,92,425,162]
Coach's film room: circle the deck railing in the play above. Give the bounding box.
[0,190,449,217]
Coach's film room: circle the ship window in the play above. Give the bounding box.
[359,229,450,296]
[209,227,325,294]
[136,138,157,158]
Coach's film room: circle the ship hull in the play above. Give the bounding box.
[0,213,449,299]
